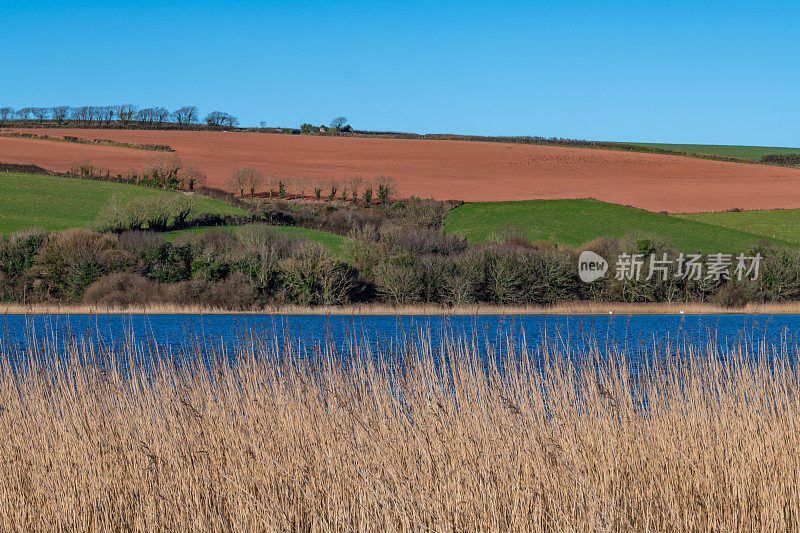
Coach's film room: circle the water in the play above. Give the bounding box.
[1,314,799,366]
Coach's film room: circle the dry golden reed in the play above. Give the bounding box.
[0,327,798,531]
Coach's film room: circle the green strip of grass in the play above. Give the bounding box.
[0,171,246,234]
[443,199,791,253]
[621,143,800,161]
[162,225,347,254]
[676,209,800,244]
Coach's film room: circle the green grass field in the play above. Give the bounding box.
[0,171,246,234]
[622,143,800,161]
[443,199,791,252]
[676,209,800,244]
[162,225,348,254]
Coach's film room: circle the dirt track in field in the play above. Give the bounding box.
[3,128,800,212]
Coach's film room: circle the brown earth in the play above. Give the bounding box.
[3,128,800,212]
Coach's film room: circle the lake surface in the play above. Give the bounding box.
[2,314,799,367]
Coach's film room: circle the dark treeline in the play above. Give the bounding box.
[0,105,238,130]
[0,196,795,309]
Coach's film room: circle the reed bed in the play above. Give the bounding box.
[8,300,800,315]
[0,328,799,531]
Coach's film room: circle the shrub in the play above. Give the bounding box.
[93,196,195,233]
[373,262,423,304]
[377,176,394,205]
[83,273,165,307]
[233,225,286,294]
[0,228,47,279]
[712,282,749,308]
[140,155,183,189]
[280,242,356,306]
[119,231,191,283]
[761,153,800,166]
[488,225,526,243]
[388,196,450,229]
[68,160,101,179]
[167,273,258,310]
[228,167,263,197]
[180,229,238,282]
[32,229,117,300]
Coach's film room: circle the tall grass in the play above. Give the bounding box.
[0,327,798,530]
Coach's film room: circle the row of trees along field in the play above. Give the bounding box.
[0,105,238,129]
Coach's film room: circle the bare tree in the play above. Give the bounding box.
[30,107,49,126]
[86,106,98,127]
[182,164,207,191]
[204,111,225,128]
[330,116,347,130]
[98,106,115,126]
[153,107,170,127]
[295,176,309,199]
[349,176,363,203]
[115,104,137,127]
[71,106,89,125]
[0,107,12,121]
[136,108,156,126]
[247,169,264,196]
[51,106,70,125]
[223,113,239,128]
[173,106,198,126]
[227,167,261,197]
[265,174,279,198]
[15,108,32,120]
[205,111,238,128]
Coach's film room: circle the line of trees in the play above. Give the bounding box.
[0,105,240,130]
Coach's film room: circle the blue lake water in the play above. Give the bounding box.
[2,314,800,366]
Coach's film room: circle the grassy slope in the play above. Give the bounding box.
[622,143,800,161]
[162,225,347,254]
[443,199,790,253]
[676,209,800,244]
[0,171,245,234]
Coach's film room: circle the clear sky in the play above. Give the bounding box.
[3,0,798,145]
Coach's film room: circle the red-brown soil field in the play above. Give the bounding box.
[3,128,800,212]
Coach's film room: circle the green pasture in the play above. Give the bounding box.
[443,199,791,253]
[622,143,800,161]
[0,171,245,234]
[676,209,800,244]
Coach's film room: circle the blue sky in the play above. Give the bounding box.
[3,0,798,145]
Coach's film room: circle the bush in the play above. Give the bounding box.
[182,229,238,282]
[373,262,423,304]
[167,273,258,310]
[712,282,749,308]
[93,196,195,233]
[83,273,166,307]
[761,153,800,166]
[119,231,191,283]
[280,242,356,306]
[233,225,286,294]
[0,228,47,279]
[32,229,117,300]
[139,155,183,189]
